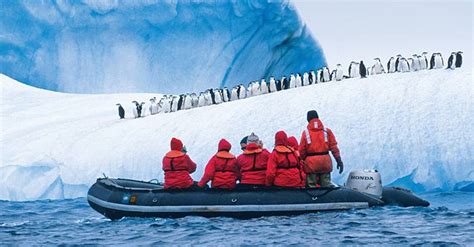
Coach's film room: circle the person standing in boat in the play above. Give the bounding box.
[299,110,344,188]
[235,133,270,189]
[198,139,238,189]
[162,137,197,189]
[265,130,304,188]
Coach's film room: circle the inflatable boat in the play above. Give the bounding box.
[87,170,429,220]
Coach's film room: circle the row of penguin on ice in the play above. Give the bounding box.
[116,51,463,119]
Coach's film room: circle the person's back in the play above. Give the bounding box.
[299,110,343,188]
[236,133,269,187]
[198,139,238,189]
[266,131,303,188]
[162,138,197,189]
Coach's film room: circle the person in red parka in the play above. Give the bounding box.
[198,139,238,189]
[266,131,303,188]
[236,133,270,188]
[299,110,343,188]
[162,137,197,189]
[287,136,307,187]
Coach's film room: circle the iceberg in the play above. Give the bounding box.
[0,68,472,201]
[0,0,325,94]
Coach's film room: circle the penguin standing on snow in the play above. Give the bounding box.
[359,61,367,78]
[191,93,198,108]
[302,72,310,86]
[348,62,359,78]
[372,58,385,74]
[407,58,415,72]
[411,55,420,71]
[387,57,396,73]
[394,54,402,72]
[276,78,282,91]
[116,104,125,119]
[238,84,246,99]
[446,52,456,69]
[289,74,296,88]
[430,53,444,69]
[398,58,410,72]
[260,79,268,94]
[269,77,277,93]
[335,64,344,81]
[419,52,429,70]
[295,73,303,87]
[455,51,463,68]
[131,101,139,118]
[139,102,145,117]
[231,87,239,101]
[309,70,316,84]
[222,87,231,102]
[282,76,289,90]
[198,92,206,107]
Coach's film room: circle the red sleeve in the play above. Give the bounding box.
[299,132,307,160]
[265,153,277,186]
[327,128,341,159]
[185,155,197,173]
[198,157,215,187]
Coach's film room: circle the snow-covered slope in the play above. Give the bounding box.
[0,0,325,94]
[1,69,473,201]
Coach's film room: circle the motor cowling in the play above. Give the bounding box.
[345,169,383,198]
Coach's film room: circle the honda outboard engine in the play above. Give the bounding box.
[345,170,383,198]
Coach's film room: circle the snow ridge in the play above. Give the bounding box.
[0,68,472,201]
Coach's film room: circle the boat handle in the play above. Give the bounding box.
[231,198,238,203]
[152,198,158,203]
[312,196,318,201]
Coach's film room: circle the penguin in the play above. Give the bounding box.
[231,87,239,101]
[394,54,402,72]
[302,72,310,86]
[289,74,296,88]
[372,58,385,74]
[156,98,164,114]
[177,94,184,111]
[191,93,199,108]
[282,76,289,90]
[260,79,268,94]
[348,62,359,78]
[407,58,415,72]
[252,81,260,96]
[222,87,230,102]
[149,97,159,115]
[131,101,139,118]
[455,51,463,68]
[430,53,444,69]
[411,55,420,71]
[387,57,396,73]
[214,89,223,104]
[398,58,410,72]
[359,61,367,78]
[447,52,456,69]
[276,78,282,91]
[208,89,216,104]
[238,84,246,99]
[321,67,330,82]
[420,52,429,70]
[335,64,344,81]
[139,102,145,117]
[170,96,179,112]
[116,103,125,119]
[309,70,316,84]
[198,92,206,107]
[295,73,303,87]
[269,77,277,93]
[330,70,336,81]
[183,94,193,109]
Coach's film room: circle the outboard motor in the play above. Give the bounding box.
[345,170,383,198]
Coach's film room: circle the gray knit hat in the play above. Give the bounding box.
[246,132,260,144]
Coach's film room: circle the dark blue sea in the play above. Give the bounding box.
[1,192,473,245]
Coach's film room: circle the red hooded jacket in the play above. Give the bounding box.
[299,118,341,174]
[266,131,303,187]
[198,139,238,189]
[288,136,306,186]
[162,138,197,189]
[236,143,270,185]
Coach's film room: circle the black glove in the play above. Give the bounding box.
[335,157,344,174]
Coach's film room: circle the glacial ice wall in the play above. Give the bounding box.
[0,0,326,94]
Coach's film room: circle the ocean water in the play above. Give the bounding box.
[1,192,473,245]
